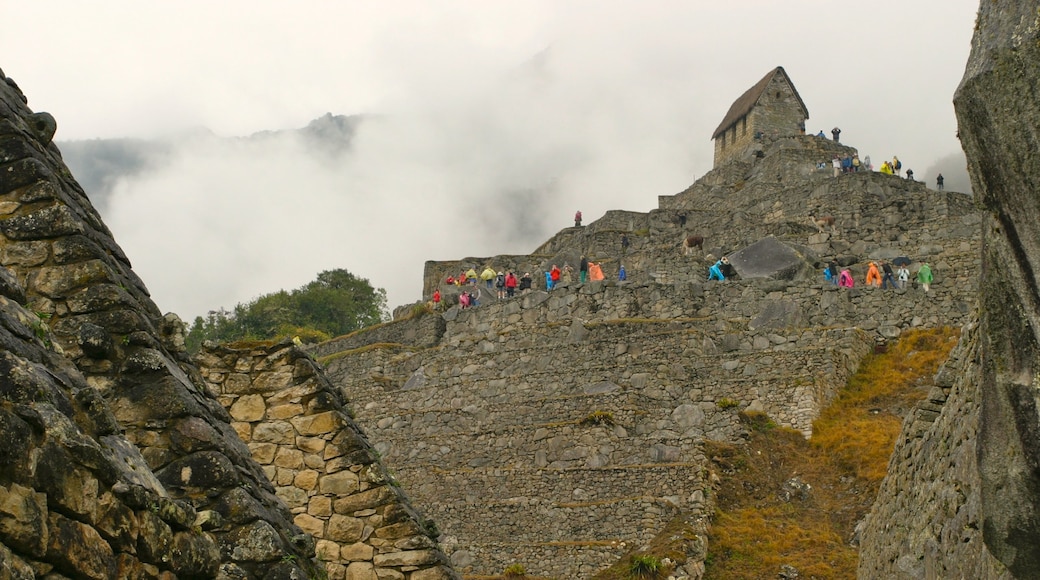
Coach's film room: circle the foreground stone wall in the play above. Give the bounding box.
[0,265,224,578]
[0,68,321,577]
[198,340,456,580]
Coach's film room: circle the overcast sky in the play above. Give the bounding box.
[1,1,980,322]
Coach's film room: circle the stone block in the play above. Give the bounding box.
[372,550,440,567]
[320,471,360,496]
[268,403,305,420]
[327,515,365,543]
[341,542,374,562]
[295,513,325,538]
[229,394,265,422]
[294,470,319,491]
[292,411,343,436]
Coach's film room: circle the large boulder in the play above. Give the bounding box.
[953,1,1040,576]
[726,236,816,281]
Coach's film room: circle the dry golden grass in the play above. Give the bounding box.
[811,327,961,482]
[703,327,960,580]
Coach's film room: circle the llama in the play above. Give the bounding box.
[682,235,704,256]
[809,214,835,233]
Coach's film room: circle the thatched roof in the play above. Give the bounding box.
[711,66,809,140]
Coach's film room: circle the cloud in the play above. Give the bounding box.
[12,1,980,321]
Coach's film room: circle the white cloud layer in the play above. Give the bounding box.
[1,1,980,320]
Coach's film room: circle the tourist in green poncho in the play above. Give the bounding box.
[917,263,933,292]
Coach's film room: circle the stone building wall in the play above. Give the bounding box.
[713,73,807,167]
[0,68,322,577]
[197,339,457,580]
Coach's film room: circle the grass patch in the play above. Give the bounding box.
[590,515,698,580]
[704,327,960,580]
[716,397,740,410]
[811,327,960,482]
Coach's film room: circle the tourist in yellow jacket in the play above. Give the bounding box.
[480,266,496,289]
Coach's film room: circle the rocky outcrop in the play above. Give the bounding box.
[953,2,1040,577]
[0,67,323,577]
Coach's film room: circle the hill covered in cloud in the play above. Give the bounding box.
[58,113,365,213]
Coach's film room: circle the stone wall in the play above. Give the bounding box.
[0,68,322,577]
[325,115,983,576]
[316,265,977,576]
[198,340,457,580]
[0,263,225,578]
[857,320,1011,579]
[713,72,807,168]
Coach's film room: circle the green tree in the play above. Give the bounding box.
[185,268,387,352]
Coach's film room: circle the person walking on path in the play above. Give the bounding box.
[708,258,727,281]
[574,210,582,227]
[917,263,933,292]
[828,260,840,286]
[520,272,532,293]
[936,174,945,190]
[495,271,506,299]
[465,267,478,286]
[832,127,841,142]
[839,269,854,288]
[881,262,897,289]
[618,264,627,281]
[481,266,496,289]
[897,265,910,289]
[621,233,630,253]
[505,271,517,298]
[579,255,589,283]
[865,262,882,287]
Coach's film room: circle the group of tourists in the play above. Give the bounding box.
[435,254,630,310]
[877,156,904,177]
[829,153,867,176]
[823,260,933,291]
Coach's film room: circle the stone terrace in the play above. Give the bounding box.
[318,133,981,577]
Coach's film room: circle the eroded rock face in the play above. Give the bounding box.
[953,2,1040,576]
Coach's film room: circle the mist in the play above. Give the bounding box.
[5,1,980,322]
[99,50,702,321]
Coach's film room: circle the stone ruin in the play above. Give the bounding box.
[0,68,454,579]
[5,1,1040,576]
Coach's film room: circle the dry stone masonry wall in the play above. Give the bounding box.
[198,340,457,580]
[329,90,983,577]
[318,268,973,576]
[858,320,1011,579]
[0,68,325,578]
